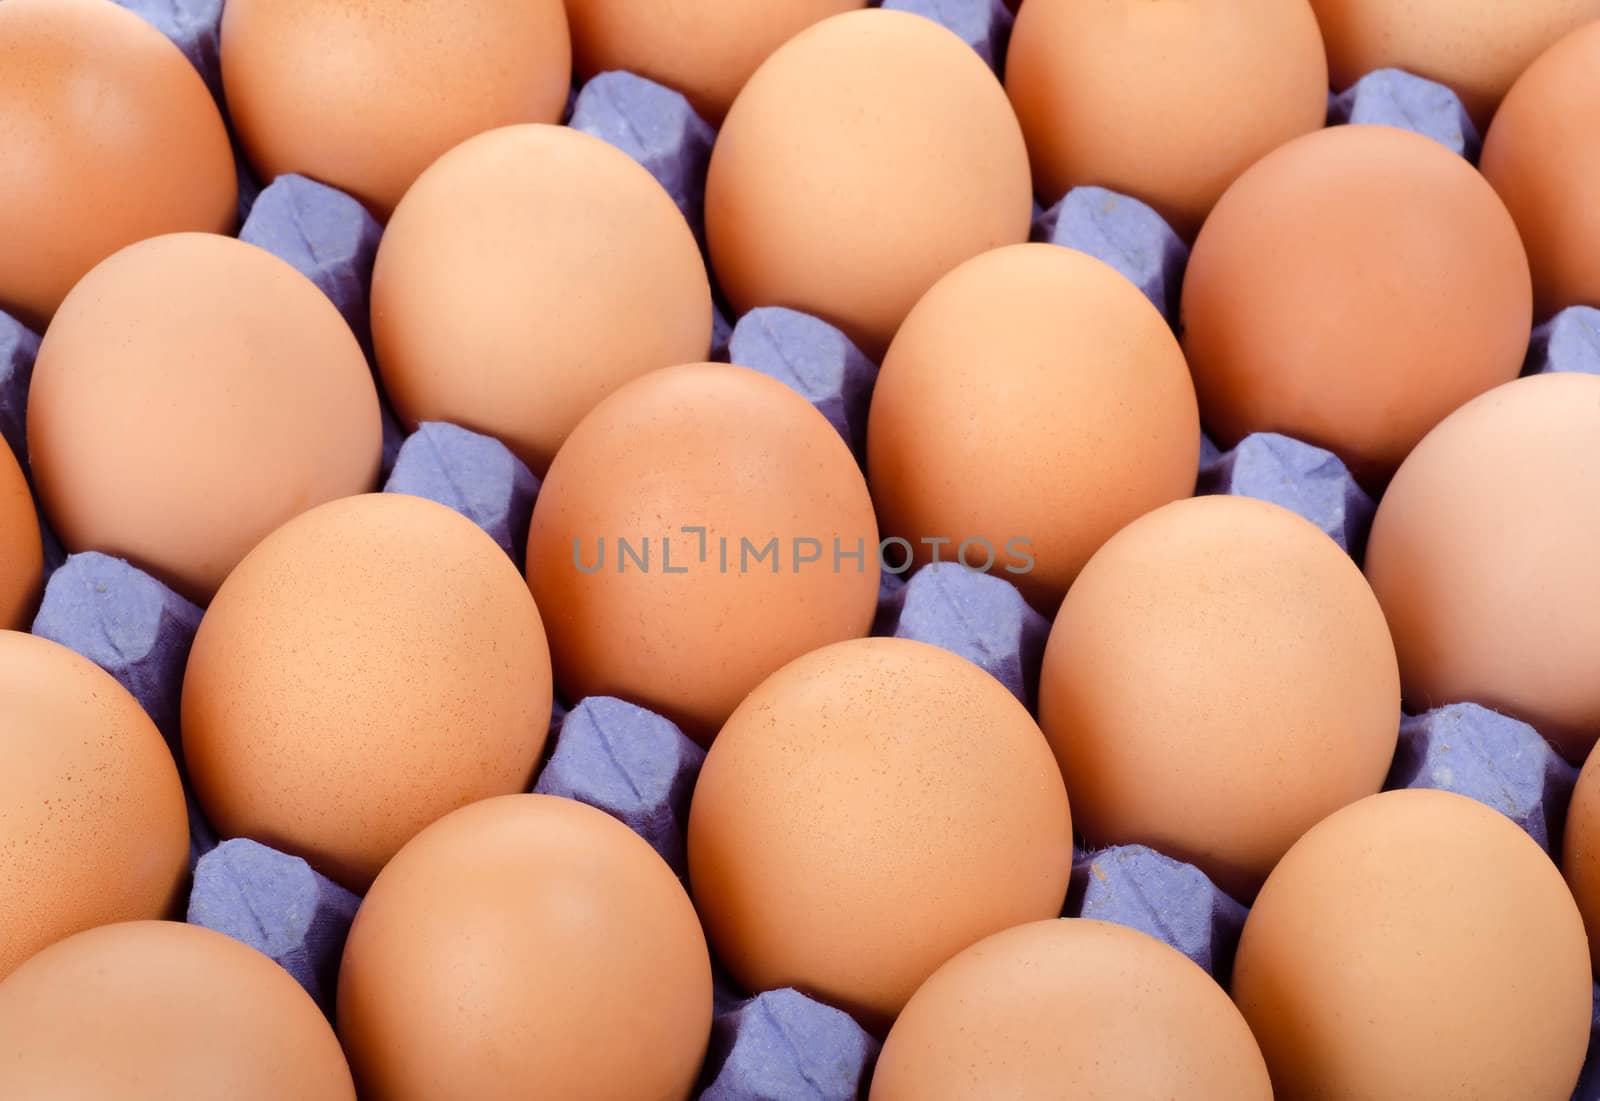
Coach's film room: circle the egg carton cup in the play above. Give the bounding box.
[697,987,879,1101]
[728,306,878,462]
[1327,67,1481,162]
[1033,186,1188,326]
[385,421,540,569]
[1199,431,1376,559]
[1528,306,1600,377]
[882,0,1014,74]
[0,309,38,470]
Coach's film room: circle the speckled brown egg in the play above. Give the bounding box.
[1565,752,1600,979]
[0,444,42,630]
[372,124,711,474]
[867,243,1199,614]
[1234,789,1591,1100]
[0,921,355,1099]
[525,363,878,743]
[872,919,1272,1100]
[687,637,1073,1034]
[705,8,1032,358]
[1038,495,1400,900]
[1005,0,1327,237]
[1480,19,1600,319]
[27,233,381,604]
[0,631,188,981]
[0,0,236,329]
[222,0,570,218]
[1182,124,1532,486]
[182,493,553,892]
[1364,373,1600,761]
[338,795,711,1101]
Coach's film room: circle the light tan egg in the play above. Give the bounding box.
[0,444,41,629]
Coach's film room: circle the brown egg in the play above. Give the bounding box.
[0,631,187,980]
[1182,125,1532,486]
[1364,373,1600,761]
[1565,753,1600,978]
[687,637,1073,1033]
[525,363,878,741]
[868,243,1199,613]
[372,125,711,474]
[1038,496,1399,899]
[0,444,42,629]
[1005,0,1327,237]
[705,8,1031,357]
[564,0,864,123]
[339,794,711,1101]
[872,919,1272,1100]
[1481,19,1600,319]
[222,0,570,218]
[0,0,236,329]
[1310,0,1600,127]
[27,234,380,604]
[0,921,354,1099]
[182,493,553,891]
[1234,789,1591,1100]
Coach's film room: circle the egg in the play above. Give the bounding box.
[0,921,354,1099]
[687,637,1073,1033]
[222,0,570,217]
[1038,495,1399,899]
[525,363,878,741]
[1566,753,1600,979]
[0,0,235,329]
[1181,125,1531,486]
[1480,19,1600,319]
[338,795,711,1101]
[0,444,42,629]
[27,233,381,604]
[1309,0,1600,126]
[705,8,1031,357]
[1234,789,1591,1100]
[867,243,1199,613]
[1005,0,1327,237]
[0,631,188,980]
[871,919,1272,1100]
[564,0,864,123]
[182,493,553,891]
[1364,373,1600,761]
[372,125,711,475]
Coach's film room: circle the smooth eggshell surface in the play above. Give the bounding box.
[687,637,1073,1033]
[705,8,1032,358]
[1233,789,1591,1101]
[222,0,571,218]
[867,243,1200,613]
[871,920,1272,1101]
[182,493,553,892]
[1480,19,1600,319]
[372,124,711,475]
[1364,372,1600,761]
[1038,495,1399,899]
[0,0,236,329]
[1006,0,1328,237]
[0,631,188,981]
[0,443,41,629]
[1564,753,1600,979]
[1181,124,1531,486]
[0,921,355,1100]
[525,363,879,742]
[338,795,711,1101]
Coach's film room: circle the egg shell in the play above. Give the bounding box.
[1565,755,1600,980]
[525,362,879,742]
[1480,20,1600,320]
[1005,0,1326,238]
[0,442,41,629]
[1363,373,1600,761]
[372,124,711,475]
[687,637,1073,1033]
[0,920,354,1099]
[0,0,236,330]
[880,0,1013,72]
[1234,789,1591,1100]
[868,243,1199,612]
[705,8,1032,358]
[181,493,554,892]
[871,919,1272,1100]
[0,631,188,980]
[338,794,711,1101]
[1181,124,1532,486]
[1039,495,1400,899]
[112,0,225,99]
[221,0,570,218]
[27,233,381,604]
